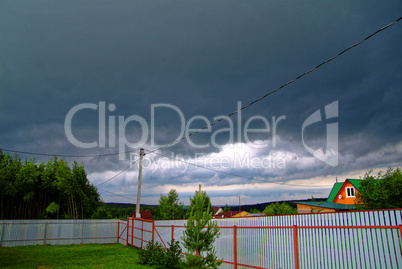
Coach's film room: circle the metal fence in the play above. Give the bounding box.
[0,219,119,247]
[123,209,402,269]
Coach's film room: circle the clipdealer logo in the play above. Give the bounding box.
[302,101,338,167]
[64,101,286,160]
[64,100,338,168]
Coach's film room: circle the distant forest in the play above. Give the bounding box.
[0,150,101,219]
[239,198,326,213]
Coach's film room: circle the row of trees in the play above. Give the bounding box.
[100,204,157,219]
[261,202,297,215]
[0,150,102,219]
[156,189,298,220]
[355,167,402,209]
[157,189,186,219]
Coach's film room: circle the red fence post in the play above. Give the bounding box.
[152,221,155,244]
[141,220,144,249]
[234,225,237,269]
[131,218,134,248]
[126,218,129,246]
[117,221,120,243]
[171,225,174,244]
[399,225,402,244]
[293,225,299,269]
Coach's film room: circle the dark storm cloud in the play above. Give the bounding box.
[1,1,401,203]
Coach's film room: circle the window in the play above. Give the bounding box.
[346,187,355,198]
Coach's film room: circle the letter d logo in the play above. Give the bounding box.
[302,101,338,167]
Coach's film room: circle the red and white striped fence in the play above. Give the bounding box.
[120,209,402,269]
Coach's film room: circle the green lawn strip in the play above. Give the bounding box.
[0,244,152,268]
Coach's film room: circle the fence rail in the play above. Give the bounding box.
[0,219,119,247]
[2,210,401,268]
[123,209,402,269]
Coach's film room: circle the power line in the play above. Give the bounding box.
[145,15,402,156]
[97,188,137,202]
[2,16,401,192]
[96,150,331,204]
[81,15,402,188]
[0,147,142,188]
[2,16,401,160]
[96,157,140,186]
[151,151,332,188]
[92,148,332,188]
[0,148,139,158]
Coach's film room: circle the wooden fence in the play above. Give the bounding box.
[120,209,402,269]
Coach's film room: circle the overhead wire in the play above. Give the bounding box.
[150,151,333,188]
[2,16,401,190]
[145,15,402,156]
[0,148,139,158]
[97,188,137,202]
[96,157,140,186]
[102,16,401,188]
[2,16,401,160]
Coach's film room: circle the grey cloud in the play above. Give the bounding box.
[1,0,401,203]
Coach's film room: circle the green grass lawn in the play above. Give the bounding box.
[0,243,153,268]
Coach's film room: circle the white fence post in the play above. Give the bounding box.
[0,222,5,247]
[81,221,85,244]
[44,222,47,245]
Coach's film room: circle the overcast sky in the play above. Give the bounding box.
[1,1,401,206]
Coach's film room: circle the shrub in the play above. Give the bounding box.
[139,241,165,266]
[139,240,183,269]
[160,240,183,269]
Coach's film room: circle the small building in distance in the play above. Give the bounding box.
[296,179,362,214]
[214,211,241,218]
[212,207,223,216]
[232,211,250,218]
[213,211,266,218]
[132,210,153,220]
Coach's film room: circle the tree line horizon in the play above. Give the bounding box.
[1,149,400,220]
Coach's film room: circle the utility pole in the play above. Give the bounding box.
[136,148,145,218]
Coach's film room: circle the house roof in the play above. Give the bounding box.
[327,182,344,202]
[132,210,153,220]
[297,201,356,210]
[347,179,362,190]
[232,211,250,217]
[214,211,240,218]
[212,207,222,215]
[327,179,362,202]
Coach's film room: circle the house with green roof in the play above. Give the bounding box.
[296,179,362,214]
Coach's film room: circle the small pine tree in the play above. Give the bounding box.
[181,189,222,269]
[223,204,230,211]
